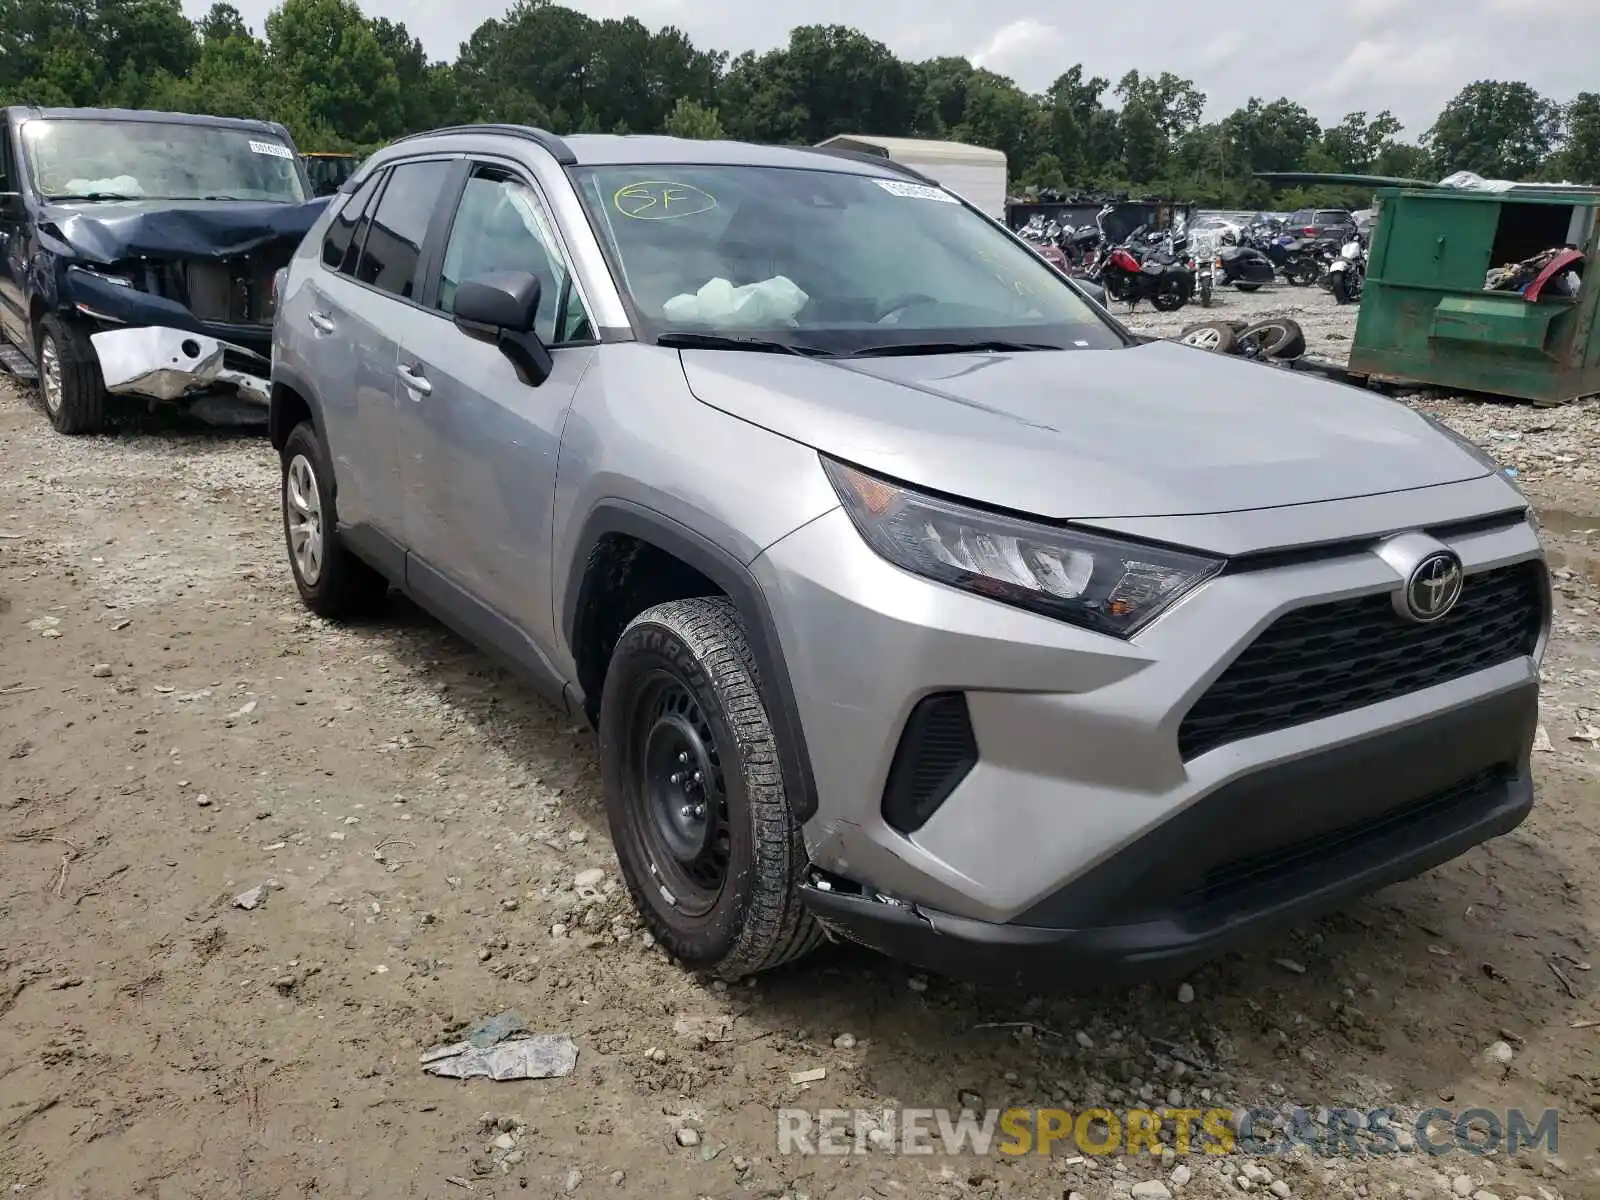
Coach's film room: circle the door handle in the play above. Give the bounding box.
[397,363,431,396]
[307,311,335,334]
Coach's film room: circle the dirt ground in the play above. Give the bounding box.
[3,286,1599,1200]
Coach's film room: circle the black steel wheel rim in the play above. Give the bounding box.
[627,671,731,916]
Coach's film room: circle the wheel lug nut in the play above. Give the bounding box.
[678,751,689,764]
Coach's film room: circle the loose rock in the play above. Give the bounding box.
[675,1128,700,1147]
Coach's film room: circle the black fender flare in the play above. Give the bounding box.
[268,361,328,451]
[562,499,819,824]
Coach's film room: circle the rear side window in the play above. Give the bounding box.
[355,159,452,300]
[322,171,384,272]
[1315,210,1349,224]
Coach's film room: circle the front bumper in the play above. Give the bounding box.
[753,488,1548,981]
[801,683,1535,990]
[90,326,269,407]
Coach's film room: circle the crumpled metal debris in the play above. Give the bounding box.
[420,1012,578,1081]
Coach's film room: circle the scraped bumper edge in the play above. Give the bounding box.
[90,326,270,406]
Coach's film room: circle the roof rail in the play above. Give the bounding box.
[803,146,939,187]
[388,124,576,165]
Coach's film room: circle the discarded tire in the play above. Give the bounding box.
[1177,321,1238,354]
[1235,318,1306,360]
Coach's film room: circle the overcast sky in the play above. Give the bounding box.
[202,0,1588,139]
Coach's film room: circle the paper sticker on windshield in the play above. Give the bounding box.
[875,179,957,203]
[249,140,293,159]
[614,181,716,219]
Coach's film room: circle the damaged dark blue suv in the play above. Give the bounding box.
[0,106,329,433]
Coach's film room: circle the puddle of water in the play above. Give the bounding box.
[1544,546,1600,586]
[1535,508,1600,539]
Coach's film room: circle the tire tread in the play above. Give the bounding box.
[38,316,107,435]
[608,596,823,979]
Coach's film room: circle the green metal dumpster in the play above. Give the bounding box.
[1349,186,1600,405]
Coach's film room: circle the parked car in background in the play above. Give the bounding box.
[1285,207,1357,243]
[0,106,327,433]
[303,151,359,197]
[271,125,1550,991]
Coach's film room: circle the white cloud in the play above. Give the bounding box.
[968,18,1060,74]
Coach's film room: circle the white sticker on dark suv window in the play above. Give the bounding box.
[249,140,293,159]
[875,179,958,203]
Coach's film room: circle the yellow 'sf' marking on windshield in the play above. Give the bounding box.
[613,180,717,219]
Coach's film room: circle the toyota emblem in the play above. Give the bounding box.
[1404,551,1464,622]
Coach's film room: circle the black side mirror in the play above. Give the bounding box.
[452,270,552,387]
[1077,280,1107,306]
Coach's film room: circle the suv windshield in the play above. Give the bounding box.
[571,164,1122,353]
[20,119,306,203]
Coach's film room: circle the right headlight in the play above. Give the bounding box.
[822,457,1223,638]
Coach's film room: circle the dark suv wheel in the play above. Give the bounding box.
[599,596,823,979]
[280,420,390,618]
[36,315,108,435]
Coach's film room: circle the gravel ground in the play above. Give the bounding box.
[2,290,1599,1200]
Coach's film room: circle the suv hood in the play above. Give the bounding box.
[38,197,330,265]
[678,340,1493,520]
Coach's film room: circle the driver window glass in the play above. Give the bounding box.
[435,167,593,344]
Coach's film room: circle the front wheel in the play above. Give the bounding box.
[36,315,108,435]
[1235,282,1262,293]
[600,597,823,980]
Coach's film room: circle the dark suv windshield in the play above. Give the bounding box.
[20,119,306,203]
[571,164,1121,353]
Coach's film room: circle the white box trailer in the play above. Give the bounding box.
[814,135,1008,220]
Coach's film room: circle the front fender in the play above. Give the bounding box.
[561,498,821,824]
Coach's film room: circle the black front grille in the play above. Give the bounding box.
[1178,561,1544,760]
[881,693,979,834]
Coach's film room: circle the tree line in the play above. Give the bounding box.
[2,0,1597,208]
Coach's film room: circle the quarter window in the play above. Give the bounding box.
[355,159,452,300]
[434,167,593,344]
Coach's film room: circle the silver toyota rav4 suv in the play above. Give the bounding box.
[269,125,1550,989]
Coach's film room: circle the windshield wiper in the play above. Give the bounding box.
[45,192,141,202]
[656,331,829,357]
[845,340,1060,357]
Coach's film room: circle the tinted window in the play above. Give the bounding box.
[1315,210,1349,224]
[436,167,593,344]
[1288,210,1313,224]
[322,171,383,272]
[356,159,451,300]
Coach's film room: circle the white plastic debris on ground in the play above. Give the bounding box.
[419,1010,578,1081]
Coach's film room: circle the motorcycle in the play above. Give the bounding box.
[1214,231,1276,291]
[1091,221,1194,312]
[1295,236,1343,286]
[1324,234,1366,304]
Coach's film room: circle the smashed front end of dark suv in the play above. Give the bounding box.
[0,106,330,432]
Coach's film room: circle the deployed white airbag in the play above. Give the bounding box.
[662,275,808,326]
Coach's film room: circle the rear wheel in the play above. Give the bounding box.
[1235,282,1262,293]
[36,316,108,435]
[280,420,390,618]
[1332,271,1355,304]
[600,596,823,980]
